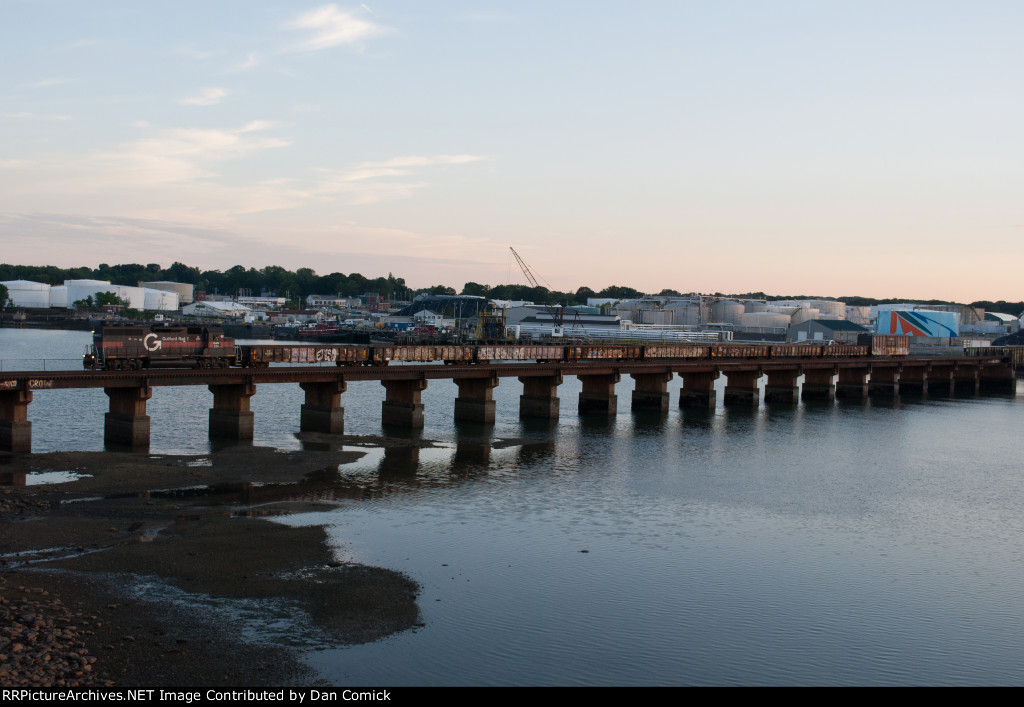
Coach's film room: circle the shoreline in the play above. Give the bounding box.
[0,445,424,687]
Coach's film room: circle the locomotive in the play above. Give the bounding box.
[83,323,236,370]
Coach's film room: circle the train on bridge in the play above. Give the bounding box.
[82,324,912,371]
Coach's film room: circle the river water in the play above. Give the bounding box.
[3,328,1024,685]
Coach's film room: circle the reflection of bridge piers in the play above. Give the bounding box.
[0,388,32,454]
[0,353,1017,456]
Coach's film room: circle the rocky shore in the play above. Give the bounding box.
[0,444,425,687]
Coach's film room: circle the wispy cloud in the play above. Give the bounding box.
[287,4,389,52]
[88,122,289,186]
[4,121,291,205]
[0,213,238,261]
[314,154,487,204]
[26,78,70,89]
[0,112,72,121]
[232,53,262,71]
[180,87,229,106]
[359,155,486,169]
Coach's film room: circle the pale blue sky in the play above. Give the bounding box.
[2,1,1021,300]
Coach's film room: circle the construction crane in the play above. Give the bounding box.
[509,247,566,337]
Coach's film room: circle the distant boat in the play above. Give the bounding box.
[297,322,341,337]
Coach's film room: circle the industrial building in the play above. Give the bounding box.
[181,301,251,319]
[788,319,869,344]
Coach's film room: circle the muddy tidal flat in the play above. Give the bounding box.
[0,445,423,687]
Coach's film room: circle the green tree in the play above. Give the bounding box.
[598,285,642,300]
[461,282,490,297]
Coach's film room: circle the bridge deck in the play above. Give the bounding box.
[0,355,1008,390]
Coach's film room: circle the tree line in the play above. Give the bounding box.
[1,262,1021,315]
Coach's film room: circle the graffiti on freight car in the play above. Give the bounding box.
[285,347,339,363]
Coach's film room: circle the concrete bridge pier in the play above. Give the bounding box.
[578,373,620,416]
[801,368,836,402]
[836,368,869,401]
[0,388,32,454]
[954,366,980,395]
[382,379,427,428]
[679,371,718,409]
[104,386,152,447]
[980,363,1016,393]
[209,381,256,440]
[724,369,761,406]
[455,376,499,424]
[300,380,346,434]
[927,365,955,396]
[899,365,928,396]
[519,374,563,420]
[868,366,900,399]
[764,369,800,404]
[631,372,673,412]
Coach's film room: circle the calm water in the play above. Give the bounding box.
[3,328,1024,685]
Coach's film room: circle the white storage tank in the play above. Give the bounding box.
[143,281,194,305]
[143,288,179,311]
[49,286,67,308]
[639,309,674,325]
[710,300,745,325]
[65,279,109,309]
[741,312,791,328]
[610,305,639,321]
[664,299,707,326]
[65,280,145,309]
[811,299,846,318]
[1,280,52,308]
[764,304,799,317]
[790,308,820,326]
[846,306,872,326]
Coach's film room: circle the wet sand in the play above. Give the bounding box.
[0,444,424,686]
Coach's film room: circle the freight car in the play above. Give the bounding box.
[236,341,891,366]
[83,323,236,370]
[83,324,909,370]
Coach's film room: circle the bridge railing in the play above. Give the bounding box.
[0,358,84,373]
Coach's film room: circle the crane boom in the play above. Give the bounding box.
[509,247,540,289]
[509,246,563,328]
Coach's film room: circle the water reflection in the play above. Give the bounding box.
[451,421,492,478]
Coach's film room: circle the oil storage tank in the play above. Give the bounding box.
[143,281,194,305]
[49,285,67,308]
[1,280,51,308]
[65,280,146,310]
[143,288,179,311]
[710,300,745,325]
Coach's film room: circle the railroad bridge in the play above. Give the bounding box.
[0,354,1016,454]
